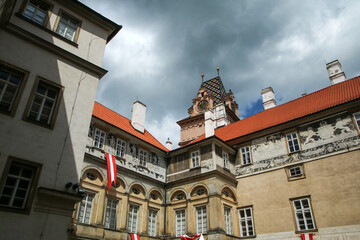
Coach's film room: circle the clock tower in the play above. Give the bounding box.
[177,73,239,146]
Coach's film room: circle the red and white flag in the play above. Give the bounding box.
[130,233,140,240]
[105,153,117,190]
[181,234,204,240]
[301,233,313,240]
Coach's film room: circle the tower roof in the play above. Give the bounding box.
[200,76,227,106]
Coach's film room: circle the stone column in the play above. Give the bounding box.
[208,195,225,234]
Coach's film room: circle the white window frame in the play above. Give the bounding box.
[116,138,126,158]
[292,198,316,231]
[128,204,139,233]
[148,209,157,237]
[77,193,94,224]
[224,207,232,235]
[23,0,50,25]
[139,149,148,167]
[353,112,360,131]
[104,198,118,229]
[55,12,79,41]
[240,146,252,165]
[238,207,255,237]
[223,152,229,169]
[191,150,200,168]
[0,66,23,113]
[196,206,207,234]
[286,132,301,153]
[94,128,105,149]
[176,209,186,237]
[289,166,303,178]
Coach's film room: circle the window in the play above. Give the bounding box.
[139,149,148,167]
[0,160,39,211]
[196,188,205,196]
[176,209,186,237]
[94,129,105,149]
[0,65,24,114]
[104,198,118,229]
[292,198,316,231]
[289,166,303,178]
[286,132,300,153]
[148,209,157,237]
[196,206,207,234]
[23,0,51,25]
[27,80,60,126]
[223,152,229,169]
[55,12,79,41]
[239,207,255,237]
[191,150,200,168]
[224,207,231,235]
[176,192,185,200]
[116,139,126,158]
[240,146,252,165]
[353,112,360,131]
[128,205,139,233]
[78,193,94,224]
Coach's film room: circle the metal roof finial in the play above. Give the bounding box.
[201,73,204,82]
[217,66,220,76]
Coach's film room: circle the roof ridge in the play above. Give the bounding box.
[95,101,131,121]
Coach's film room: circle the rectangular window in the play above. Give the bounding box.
[55,12,79,41]
[27,80,60,126]
[128,205,139,233]
[191,150,200,168]
[116,139,126,158]
[139,149,148,167]
[353,112,360,131]
[293,198,315,231]
[23,0,51,25]
[239,207,255,237]
[223,152,229,169]
[286,132,300,153]
[0,162,36,210]
[224,207,232,235]
[77,193,94,224]
[104,198,118,229]
[176,209,186,237]
[148,209,157,237]
[196,206,207,234]
[0,65,24,114]
[94,129,105,149]
[240,146,252,165]
[289,166,303,178]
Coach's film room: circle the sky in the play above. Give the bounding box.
[80,0,360,148]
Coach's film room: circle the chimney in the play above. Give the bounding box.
[131,100,146,133]
[326,60,346,85]
[214,103,227,128]
[261,87,276,110]
[166,138,172,150]
[204,109,214,138]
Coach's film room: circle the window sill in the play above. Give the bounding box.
[190,166,201,171]
[0,205,30,215]
[295,229,318,234]
[288,175,306,182]
[16,13,78,48]
[240,163,252,168]
[23,117,54,130]
[239,235,256,239]
[287,150,301,156]
[114,155,126,161]
[138,165,148,169]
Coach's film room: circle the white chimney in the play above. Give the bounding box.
[214,103,227,128]
[204,109,214,138]
[166,138,172,150]
[326,60,346,85]
[131,100,146,133]
[262,87,276,110]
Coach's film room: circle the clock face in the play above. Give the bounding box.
[198,100,209,112]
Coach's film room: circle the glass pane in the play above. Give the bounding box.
[9,165,21,175]
[0,71,9,80]
[5,177,17,186]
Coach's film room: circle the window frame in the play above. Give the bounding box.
[77,192,95,224]
[53,9,81,43]
[104,198,118,229]
[286,164,306,181]
[128,204,140,233]
[190,150,200,168]
[223,151,229,169]
[0,157,41,214]
[285,131,301,154]
[93,128,106,149]
[291,197,316,232]
[23,77,63,129]
[196,205,207,234]
[139,148,148,168]
[238,206,255,237]
[0,62,28,117]
[175,209,186,237]
[21,0,52,26]
[352,111,360,133]
[240,146,252,166]
[148,208,158,237]
[224,207,232,235]
[115,138,126,159]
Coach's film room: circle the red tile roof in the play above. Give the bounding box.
[189,76,360,145]
[92,102,168,152]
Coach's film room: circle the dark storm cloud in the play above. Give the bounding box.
[80,0,360,145]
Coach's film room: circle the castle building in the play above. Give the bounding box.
[71,61,360,240]
[0,0,120,239]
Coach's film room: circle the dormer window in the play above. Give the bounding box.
[55,11,80,42]
[23,0,51,25]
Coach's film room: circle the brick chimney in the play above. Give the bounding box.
[326,60,346,85]
[166,138,172,150]
[261,87,276,110]
[131,100,146,133]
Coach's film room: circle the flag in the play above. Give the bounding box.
[130,233,140,240]
[105,153,116,190]
[181,234,204,240]
[301,233,313,240]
